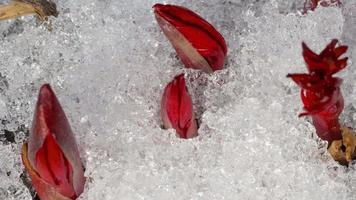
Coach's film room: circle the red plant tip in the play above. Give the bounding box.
[161,74,198,139]
[287,40,348,142]
[302,39,348,76]
[22,84,85,200]
[303,0,341,13]
[153,3,227,73]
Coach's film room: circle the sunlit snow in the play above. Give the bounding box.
[1,0,356,199]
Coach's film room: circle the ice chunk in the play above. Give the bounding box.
[0,144,32,200]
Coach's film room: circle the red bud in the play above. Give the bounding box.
[153,4,227,73]
[303,0,341,13]
[161,74,198,139]
[22,84,85,200]
[287,40,348,142]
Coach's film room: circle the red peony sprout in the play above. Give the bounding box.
[303,0,341,13]
[161,74,198,139]
[153,4,227,73]
[287,39,348,143]
[21,84,86,200]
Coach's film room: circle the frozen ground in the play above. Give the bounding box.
[1,0,356,199]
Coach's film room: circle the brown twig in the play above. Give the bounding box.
[0,0,57,21]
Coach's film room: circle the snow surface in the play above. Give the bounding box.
[1,0,356,199]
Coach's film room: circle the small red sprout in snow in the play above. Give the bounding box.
[21,84,86,200]
[303,0,341,13]
[287,39,347,142]
[153,4,227,73]
[161,74,198,139]
[288,40,356,164]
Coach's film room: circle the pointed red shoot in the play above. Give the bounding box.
[153,3,227,73]
[23,84,85,200]
[303,0,341,13]
[161,74,198,139]
[288,40,348,142]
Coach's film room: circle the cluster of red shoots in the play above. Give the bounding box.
[21,2,347,200]
[303,0,341,13]
[22,4,228,200]
[287,39,348,143]
[154,4,227,139]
